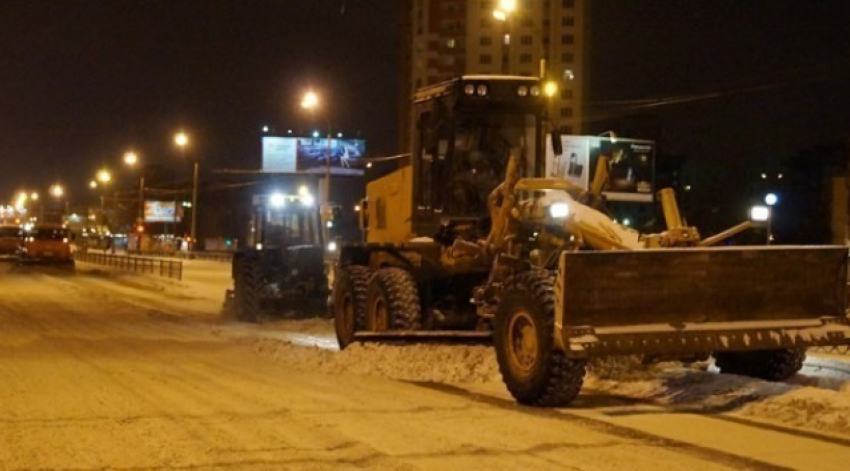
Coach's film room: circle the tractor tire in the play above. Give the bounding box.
[235,252,263,323]
[494,270,586,407]
[332,265,372,349]
[366,267,421,332]
[713,348,806,381]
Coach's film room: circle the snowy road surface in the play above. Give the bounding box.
[0,262,848,470]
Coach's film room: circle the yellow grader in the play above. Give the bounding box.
[331,75,850,406]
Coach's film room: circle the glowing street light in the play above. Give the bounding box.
[765,193,778,206]
[30,192,39,201]
[97,169,112,184]
[543,80,558,98]
[123,151,139,167]
[50,184,64,198]
[89,180,98,189]
[174,132,189,148]
[301,91,319,110]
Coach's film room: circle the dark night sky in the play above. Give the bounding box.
[588,1,850,198]
[0,0,401,199]
[2,0,850,212]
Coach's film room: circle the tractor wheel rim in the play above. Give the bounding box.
[507,310,538,375]
[342,296,354,332]
[371,297,388,331]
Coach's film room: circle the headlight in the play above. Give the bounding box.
[530,85,541,97]
[476,84,488,96]
[463,84,475,95]
[270,193,286,208]
[327,241,338,252]
[750,206,770,222]
[517,85,528,96]
[549,203,570,218]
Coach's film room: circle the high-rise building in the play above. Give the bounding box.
[400,0,587,150]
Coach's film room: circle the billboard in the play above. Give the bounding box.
[546,135,655,202]
[262,136,365,175]
[144,201,182,223]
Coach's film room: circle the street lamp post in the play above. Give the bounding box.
[174,132,198,251]
[301,90,333,204]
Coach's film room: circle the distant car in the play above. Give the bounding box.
[20,224,74,267]
[0,224,21,257]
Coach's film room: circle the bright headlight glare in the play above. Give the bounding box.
[549,203,570,218]
[301,194,315,207]
[270,193,286,208]
[750,206,770,222]
[517,85,528,96]
[327,241,338,252]
[463,84,475,95]
[530,85,541,96]
[476,84,488,96]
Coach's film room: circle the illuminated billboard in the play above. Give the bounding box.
[262,136,365,175]
[546,135,655,202]
[144,201,182,223]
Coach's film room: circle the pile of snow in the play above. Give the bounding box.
[252,338,501,383]
[738,386,850,436]
[252,336,850,436]
[585,356,850,437]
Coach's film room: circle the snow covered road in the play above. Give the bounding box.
[1,262,848,469]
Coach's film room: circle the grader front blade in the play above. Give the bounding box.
[556,246,850,357]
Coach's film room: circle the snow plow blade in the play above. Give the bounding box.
[556,246,850,357]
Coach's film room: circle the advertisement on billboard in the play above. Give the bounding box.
[546,135,655,202]
[144,201,182,223]
[262,136,365,175]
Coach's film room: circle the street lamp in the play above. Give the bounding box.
[124,151,145,231]
[50,184,68,217]
[174,131,198,251]
[301,90,333,204]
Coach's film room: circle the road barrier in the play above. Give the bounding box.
[140,251,233,263]
[76,252,183,280]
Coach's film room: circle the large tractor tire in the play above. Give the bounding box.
[234,252,263,323]
[366,267,421,331]
[333,265,372,349]
[713,348,806,381]
[494,270,586,407]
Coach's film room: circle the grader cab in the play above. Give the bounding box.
[331,75,850,406]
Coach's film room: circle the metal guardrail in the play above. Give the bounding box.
[75,252,183,280]
[140,251,233,263]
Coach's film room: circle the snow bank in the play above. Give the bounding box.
[252,338,501,383]
[585,356,850,437]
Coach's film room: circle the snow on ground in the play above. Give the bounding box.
[72,260,850,439]
[251,335,850,437]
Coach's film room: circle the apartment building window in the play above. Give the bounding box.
[428,40,439,51]
[480,36,492,46]
[447,38,457,49]
[561,34,574,44]
[520,35,533,45]
[519,53,532,63]
[481,0,493,7]
[561,89,573,100]
[562,16,575,26]
[561,52,574,63]
[480,18,491,28]
[562,0,574,7]
[560,107,573,118]
[480,54,492,64]
[442,56,456,66]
